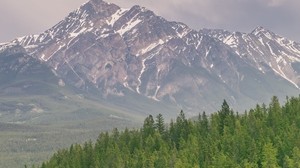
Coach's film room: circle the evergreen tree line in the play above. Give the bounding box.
[31,96,300,168]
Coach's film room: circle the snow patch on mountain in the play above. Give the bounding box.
[107,8,128,26]
[69,27,88,38]
[117,18,142,36]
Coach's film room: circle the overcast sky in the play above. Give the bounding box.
[1,0,299,43]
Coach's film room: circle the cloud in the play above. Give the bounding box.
[265,0,286,7]
[0,0,86,42]
[0,0,299,42]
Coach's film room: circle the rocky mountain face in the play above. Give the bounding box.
[3,0,300,113]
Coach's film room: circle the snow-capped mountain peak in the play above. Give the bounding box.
[4,0,300,113]
[251,26,278,40]
[251,26,268,34]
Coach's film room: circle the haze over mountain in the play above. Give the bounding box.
[1,0,300,115]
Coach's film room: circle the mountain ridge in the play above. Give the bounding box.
[1,0,300,113]
[202,26,300,89]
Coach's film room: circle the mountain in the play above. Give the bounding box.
[1,0,300,167]
[0,41,173,124]
[4,0,300,114]
[0,41,177,126]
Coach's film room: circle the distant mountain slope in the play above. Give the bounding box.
[4,0,300,113]
[201,26,300,88]
[0,43,59,94]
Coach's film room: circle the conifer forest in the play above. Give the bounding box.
[33,96,300,168]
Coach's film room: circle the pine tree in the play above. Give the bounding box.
[261,142,280,168]
[143,115,155,138]
[218,100,230,135]
[155,113,165,135]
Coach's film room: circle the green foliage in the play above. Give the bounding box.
[36,96,300,168]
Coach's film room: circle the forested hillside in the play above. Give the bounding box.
[33,96,300,168]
